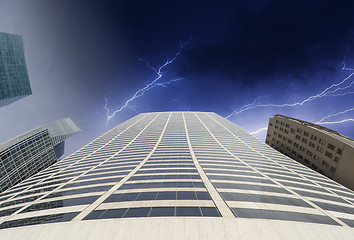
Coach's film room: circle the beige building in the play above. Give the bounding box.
[266,114,354,191]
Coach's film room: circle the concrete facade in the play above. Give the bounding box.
[265,114,354,191]
[1,112,354,239]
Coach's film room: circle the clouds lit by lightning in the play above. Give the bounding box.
[105,37,192,124]
[239,60,354,138]
[227,62,354,120]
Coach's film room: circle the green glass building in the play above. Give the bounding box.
[0,118,81,193]
[0,32,31,107]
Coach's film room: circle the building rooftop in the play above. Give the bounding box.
[275,114,354,148]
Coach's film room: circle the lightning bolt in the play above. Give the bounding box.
[105,37,192,124]
[316,107,354,124]
[316,119,354,125]
[226,63,354,119]
[250,127,268,135]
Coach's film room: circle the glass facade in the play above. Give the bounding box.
[1,112,354,231]
[0,32,31,106]
[0,118,81,192]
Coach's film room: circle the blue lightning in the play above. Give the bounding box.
[250,127,268,135]
[226,63,354,119]
[317,119,354,125]
[105,37,192,124]
[234,60,354,139]
[316,107,354,125]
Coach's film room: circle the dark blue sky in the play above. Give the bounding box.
[1,0,354,157]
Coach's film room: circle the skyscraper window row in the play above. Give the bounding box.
[331,190,354,201]
[0,195,41,210]
[44,185,112,200]
[5,186,58,200]
[78,170,131,180]
[90,166,135,174]
[213,182,290,195]
[102,190,212,203]
[278,180,334,193]
[200,163,250,171]
[198,159,246,166]
[292,189,350,204]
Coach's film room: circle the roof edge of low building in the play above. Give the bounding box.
[0,117,81,152]
[274,114,354,142]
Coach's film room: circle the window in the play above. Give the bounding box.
[279,127,284,131]
[297,154,303,159]
[311,135,317,141]
[292,150,297,155]
[327,143,335,151]
[319,139,326,145]
[306,150,313,157]
[334,156,340,163]
[297,129,302,134]
[288,139,293,144]
[278,134,283,138]
[275,125,279,129]
[330,167,336,173]
[314,155,321,162]
[285,124,290,128]
[295,135,301,140]
[311,164,318,170]
[276,120,279,124]
[283,136,287,141]
[325,151,333,159]
[294,143,299,148]
[284,129,289,134]
[322,161,329,168]
[337,148,343,155]
[269,123,273,126]
[304,159,310,164]
[302,138,307,144]
[316,146,323,153]
[303,131,309,137]
[290,128,295,133]
[299,146,305,152]
[309,142,315,148]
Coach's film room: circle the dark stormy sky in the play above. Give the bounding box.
[1,0,354,157]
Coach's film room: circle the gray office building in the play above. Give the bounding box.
[0,32,32,106]
[0,118,81,193]
[0,112,354,239]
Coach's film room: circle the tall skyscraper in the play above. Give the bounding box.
[265,114,354,190]
[0,32,31,107]
[0,118,81,193]
[0,112,354,239]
